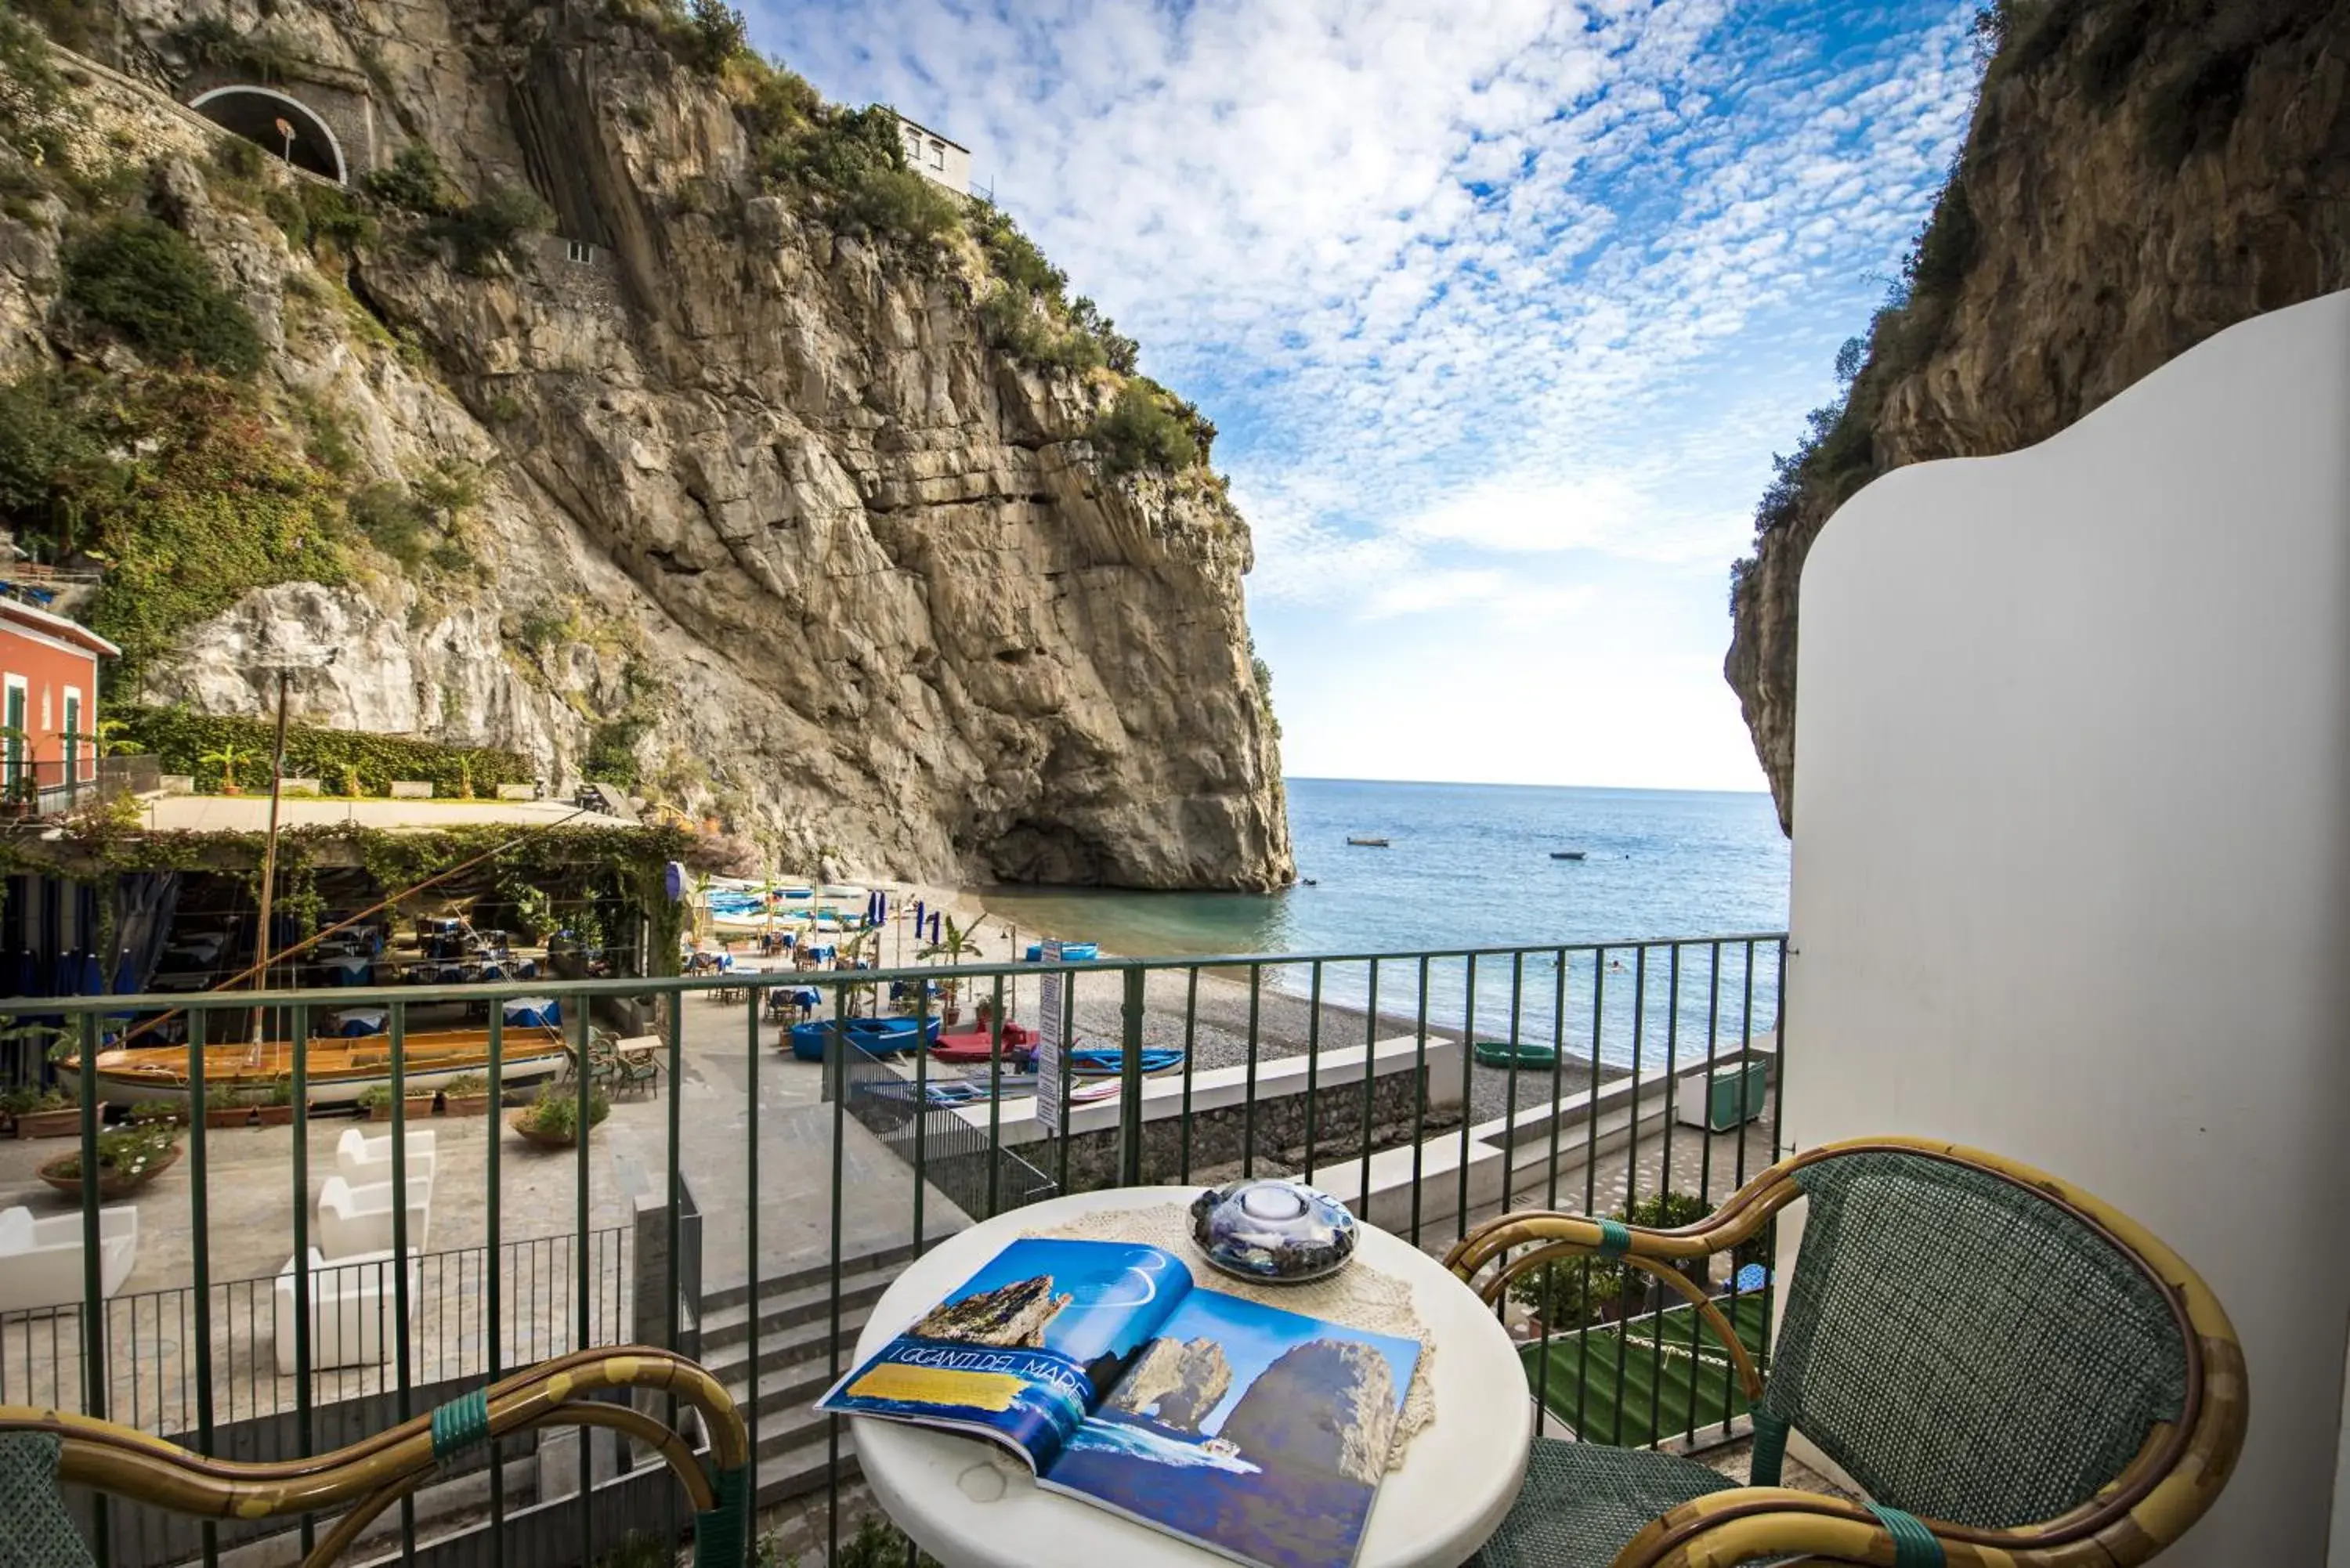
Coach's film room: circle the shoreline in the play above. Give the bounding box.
[697,877,1628,1125]
[883,882,1624,1126]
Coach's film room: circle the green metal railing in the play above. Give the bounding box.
[2,931,1784,1565]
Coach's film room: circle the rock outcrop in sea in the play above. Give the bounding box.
[909,1276,1068,1348]
[0,0,1293,890]
[1726,0,2349,831]
[1217,1339,1397,1486]
[1107,1335,1234,1431]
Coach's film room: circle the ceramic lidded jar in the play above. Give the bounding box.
[1189,1178,1359,1282]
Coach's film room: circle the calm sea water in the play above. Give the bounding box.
[983,779,1790,1068]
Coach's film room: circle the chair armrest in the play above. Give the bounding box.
[3,1346,751,1564]
[1614,1487,1931,1568]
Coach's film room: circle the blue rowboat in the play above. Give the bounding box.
[1068,1046,1183,1076]
[786,1014,945,1061]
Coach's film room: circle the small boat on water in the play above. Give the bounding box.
[1473,1039,1561,1071]
[1550,850,1588,861]
[1347,835,1390,847]
[86,1030,569,1107]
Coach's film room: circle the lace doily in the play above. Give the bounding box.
[1027,1202,1437,1470]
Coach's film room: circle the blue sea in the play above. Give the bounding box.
[984,780,1790,1069]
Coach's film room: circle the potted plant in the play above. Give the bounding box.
[38,1122,183,1199]
[356,1082,434,1123]
[253,1077,301,1126]
[12,1084,92,1139]
[198,741,253,795]
[129,1100,187,1129]
[201,1086,260,1129]
[916,914,980,1028]
[509,1082,609,1148]
[439,1073,492,1116]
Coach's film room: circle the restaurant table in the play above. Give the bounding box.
[847,1186,1532,1568]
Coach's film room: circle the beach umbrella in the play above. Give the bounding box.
[77,951,103,997]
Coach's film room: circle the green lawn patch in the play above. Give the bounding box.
[1519,1292,1770,1448]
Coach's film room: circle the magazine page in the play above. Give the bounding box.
[818,1239,1195,1471]
[1040,1286,1422,1568]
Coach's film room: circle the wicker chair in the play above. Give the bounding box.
[0,1346,750,1568]
[1446,1136,2247,1567]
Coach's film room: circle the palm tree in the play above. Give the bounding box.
[917,913,982,1024]
[198,742,253,794]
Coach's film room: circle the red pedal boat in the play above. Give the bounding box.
[931,1023,1039,1062]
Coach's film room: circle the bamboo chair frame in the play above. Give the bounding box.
[2,1345,751,1567]
[1445,1136,2247,1568]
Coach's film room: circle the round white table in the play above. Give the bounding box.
[849,1187,1532,1568]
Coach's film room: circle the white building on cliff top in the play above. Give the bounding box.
[895,112,972,196]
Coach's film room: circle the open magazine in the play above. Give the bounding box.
[819,1237,1420,1568]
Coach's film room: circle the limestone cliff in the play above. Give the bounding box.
[1218,1338,1397,1486]
[1108,1335,1232,1430]
[909,1276,1066,1348]
[1726,0,2350,832]
[0,0,1293,889]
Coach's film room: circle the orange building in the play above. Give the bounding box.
[0,598,118,807]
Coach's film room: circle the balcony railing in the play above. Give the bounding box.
[0,932,1785,1565]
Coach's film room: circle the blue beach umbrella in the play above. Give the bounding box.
[77,952,103,998]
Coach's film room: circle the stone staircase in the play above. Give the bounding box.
[696,1240,922,1504]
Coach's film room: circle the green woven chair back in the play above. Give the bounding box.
[1756,1149,2187,1530]
[0,1433,95,1568]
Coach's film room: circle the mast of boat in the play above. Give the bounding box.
[118,804,594,1049]
[247,666,298,1059]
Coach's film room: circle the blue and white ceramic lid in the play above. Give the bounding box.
[1189,1177,1359,1283]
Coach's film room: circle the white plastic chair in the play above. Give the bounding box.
[0,1205,137,1313]
[271,1247,417,1373]
[333,1125,439,1185]
[315,1174,432,1258]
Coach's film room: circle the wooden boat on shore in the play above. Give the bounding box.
[931,1024,1039,1063]
[1472,1039,1560,1071]
[84,1030,569,1107]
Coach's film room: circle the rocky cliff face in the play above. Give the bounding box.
[1108,1335,1233,1430]
[910,1275,1067,1348]
[1726,0,2350,831]
[0,0,1292,889]
[1218,1338,1397,1486]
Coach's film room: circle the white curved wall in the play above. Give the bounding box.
[1786,287,2350,1560]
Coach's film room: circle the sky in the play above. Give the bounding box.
[747,0,1984,791]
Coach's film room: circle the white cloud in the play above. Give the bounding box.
[752,0,1983,784]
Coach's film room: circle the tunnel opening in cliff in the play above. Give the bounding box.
[190,87,345,183]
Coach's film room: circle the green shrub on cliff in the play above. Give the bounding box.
[61,217,265,376]
[0,369,347,680]
[363,143,457,215]
[1090,381,1199,475]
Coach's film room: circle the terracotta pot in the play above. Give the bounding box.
[38,1141,182,1200]
[439,1093,491,1117]
[508,1107,584,1148]
[16,1104,103,1139]
[253,1104,298,1126]
[204,1104,258,1129]
[369,1099,435,1123]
